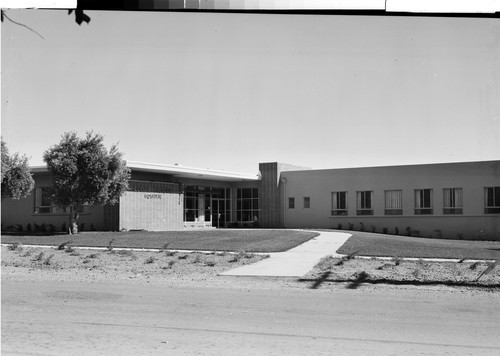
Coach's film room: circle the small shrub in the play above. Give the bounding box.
[177,254,188,260]
[48,224,56,233]
[382,227,388,234]
[40,223,47,233]
[16,224,23,232]
[57,241,72,250]
[470,262,481,270]
[8,242,21,251]
[192,254,201,263]
[90,224,96,231]
[457,233,464,240]
[359,222,365,232]
[32,252,45,262]
[348,223,354,230]
[106,239,115,252]
[161,260,176,269]
[159,243,170,253]
[337,223,343,230]
[117,250,134,257]
[412,230,421,237]
[165,250,176,257]
[392,256,402,266]
[478,230,487,240]
[394,227,399,235]
[433,229,443,238]
[144,256,156,264]
[86,253,99,259]
[43,254,54,266]
[21,248,34,257]
[406,226,413,236]
[26,223,32,232]
[82,259,91,264]
[205,261,216,267]
[65,246,75,253]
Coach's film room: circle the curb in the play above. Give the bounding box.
[0,243,271,255]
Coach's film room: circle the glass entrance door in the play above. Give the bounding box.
[211,198,226,228]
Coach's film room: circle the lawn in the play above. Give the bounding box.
[335,231,500,260]
[0,230,319,253]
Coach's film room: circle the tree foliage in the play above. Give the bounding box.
[43,132,131,233]
[1,139,35,200]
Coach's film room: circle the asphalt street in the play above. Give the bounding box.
[2,279,499,355]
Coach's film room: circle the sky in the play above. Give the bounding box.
[2,10,499,175]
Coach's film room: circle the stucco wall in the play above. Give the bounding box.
[1,191,105,232]
[281,161,500,240]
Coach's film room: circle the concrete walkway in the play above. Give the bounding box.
[219,231,352,278]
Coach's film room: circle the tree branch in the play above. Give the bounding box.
[1,11,45,40]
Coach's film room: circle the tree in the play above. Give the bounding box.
[43,132,131,234]
[1,139,35,200]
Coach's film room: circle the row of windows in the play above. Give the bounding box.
[183,186,259,223]
[288,187,500,216]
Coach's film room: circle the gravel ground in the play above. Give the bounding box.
[2,244,499,290]
[304,255,500,287]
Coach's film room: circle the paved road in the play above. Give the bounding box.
[2,279,499,355]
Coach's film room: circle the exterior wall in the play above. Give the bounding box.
[258,162,310,228]
[1,172,105,232]
[119,190,183,231]
[281,161,500,240]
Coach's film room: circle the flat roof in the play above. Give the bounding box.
[127,161,260,182]
[30,162,260,182]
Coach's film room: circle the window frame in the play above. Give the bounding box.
[236,187,259,222]
[414,189,433,215]
[484,187,500,214]
[443,188,463,215]
[303,197,310,209]
[331,191,348,216]
[384,189,403,215]
[288,197,295,209]
[356,190,374,216]
[33,187,88,215]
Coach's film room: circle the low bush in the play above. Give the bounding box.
[32,252,44,262]
[7,242,21,251]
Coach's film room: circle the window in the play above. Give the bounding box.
[236,187,259,222]
[288,197,295,209]
[331,192,348,215]
[484,187,500,214]
[357,191,373,215]
[33,187,87,214]
[415,189,433,215]
[443,188,463,214]
[33,187,53,214]
[303,197,310,209]
[183,188,199,222]
[385,190,402,215]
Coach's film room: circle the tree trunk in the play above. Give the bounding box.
[69,205,79,234]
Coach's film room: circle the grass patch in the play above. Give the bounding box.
[0,230,319,253]
[336,231,500,260]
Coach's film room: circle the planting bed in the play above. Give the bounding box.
[304,255,500,287]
